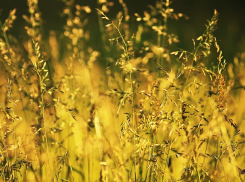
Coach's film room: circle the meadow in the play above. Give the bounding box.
[0,0,245,181]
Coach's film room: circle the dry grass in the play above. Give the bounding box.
[0,0,245,181]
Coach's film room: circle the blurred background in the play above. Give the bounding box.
[0,0,244,63]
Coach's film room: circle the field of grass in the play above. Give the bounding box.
[1,0,245,181]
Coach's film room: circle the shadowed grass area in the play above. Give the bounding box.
[0,0,245,181]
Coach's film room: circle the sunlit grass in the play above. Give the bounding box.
[0,0,245,181]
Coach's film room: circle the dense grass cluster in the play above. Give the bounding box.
[1,0,245,181]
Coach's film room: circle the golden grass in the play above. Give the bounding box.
[0,0,245,181]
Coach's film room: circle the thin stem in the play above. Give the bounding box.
[112,23,129,61]
[129,71,137,180]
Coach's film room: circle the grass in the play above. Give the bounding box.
[0,0,245,181]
